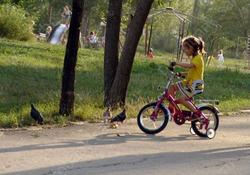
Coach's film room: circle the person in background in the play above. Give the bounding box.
[147,48,154,59]
[61,5,72,26]
[217,49,224,65]
[46,26,52,40]
[88,31,98,48]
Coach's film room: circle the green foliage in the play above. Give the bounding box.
[140,0,249,58]
[149,0,193,54]
[24,0,72,32]
[1,0,248,53]
[0,4,34,41]
[0,0,72,32]
[190,0,249,57]
[83,0,107,34]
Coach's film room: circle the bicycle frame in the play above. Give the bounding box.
[136,65,221,138]
[153,70,209,127]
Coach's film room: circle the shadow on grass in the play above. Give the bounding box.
[0,61,167,114]
[0,40,56,52]
[0,61,250,127]
[0,65,102,113]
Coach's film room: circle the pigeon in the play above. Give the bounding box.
[30,103,44,125]
[110,109,126,123]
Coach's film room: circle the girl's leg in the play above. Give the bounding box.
[178,96,202,119]
[168,84,178,97]
[178,96,197,112]
[168,84,178,113]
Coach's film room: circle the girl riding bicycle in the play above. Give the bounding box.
[169,35,205,119]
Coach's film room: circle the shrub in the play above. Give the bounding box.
[0,4,34,41]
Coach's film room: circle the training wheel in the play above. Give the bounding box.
[190,127,196,135]
[206,128,216,139]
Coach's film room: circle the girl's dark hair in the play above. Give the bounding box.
[182,35,205,56]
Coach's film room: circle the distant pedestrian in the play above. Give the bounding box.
[61,5,72,25]
[147,48,154,59]
[217,49,224,65]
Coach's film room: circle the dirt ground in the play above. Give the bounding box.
[1,114,250,175]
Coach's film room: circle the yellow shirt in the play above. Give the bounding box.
[183,54,204,87]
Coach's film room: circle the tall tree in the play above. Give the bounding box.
[104,0,123,107]
[59,0,84,115]
[81,0,97,37]
[105,0,154,107]
[190,0,200,34]
[81,5,90,37]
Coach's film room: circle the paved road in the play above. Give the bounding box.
[1,114,250,175]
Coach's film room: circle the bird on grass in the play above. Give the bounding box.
[110,109,126,123]
[30,103,44,125]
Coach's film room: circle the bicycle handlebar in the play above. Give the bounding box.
[168,66,175,72]
[168,61,177,72]
[168,64,185,79]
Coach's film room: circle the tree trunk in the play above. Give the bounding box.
[190,0,200,34]
[104,0,123,107]
[81,7,90,37]
[144,23,148,55]
[148,21,153,53]
[107,0,154,107]
[81,9,89,46]
[59,0,84,116]
[48,2,53,25]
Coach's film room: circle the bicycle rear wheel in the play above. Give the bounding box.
[191,106,219,138]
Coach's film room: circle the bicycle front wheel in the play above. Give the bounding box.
[137,102,169,135]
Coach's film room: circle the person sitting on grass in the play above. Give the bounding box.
[46,26,52,40]
[168,35,205,119]
[87,31,98,48]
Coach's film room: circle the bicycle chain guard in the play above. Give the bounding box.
[174,116,186,125]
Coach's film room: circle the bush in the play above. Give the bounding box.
[0,4,34,41]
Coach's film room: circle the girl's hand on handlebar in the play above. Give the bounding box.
[168,61,177,71]
[176,72,186,78]
[170,61,176,67]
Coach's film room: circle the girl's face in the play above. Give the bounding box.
[182,42,194,57]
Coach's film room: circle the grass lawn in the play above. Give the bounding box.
[0,38,250,128]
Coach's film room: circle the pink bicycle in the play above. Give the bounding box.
[137,64,219,139]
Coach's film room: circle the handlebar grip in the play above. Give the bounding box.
[168,62,176,72]
[176,72,185,78]
[170,61,176,67]
[168,66,174,71]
